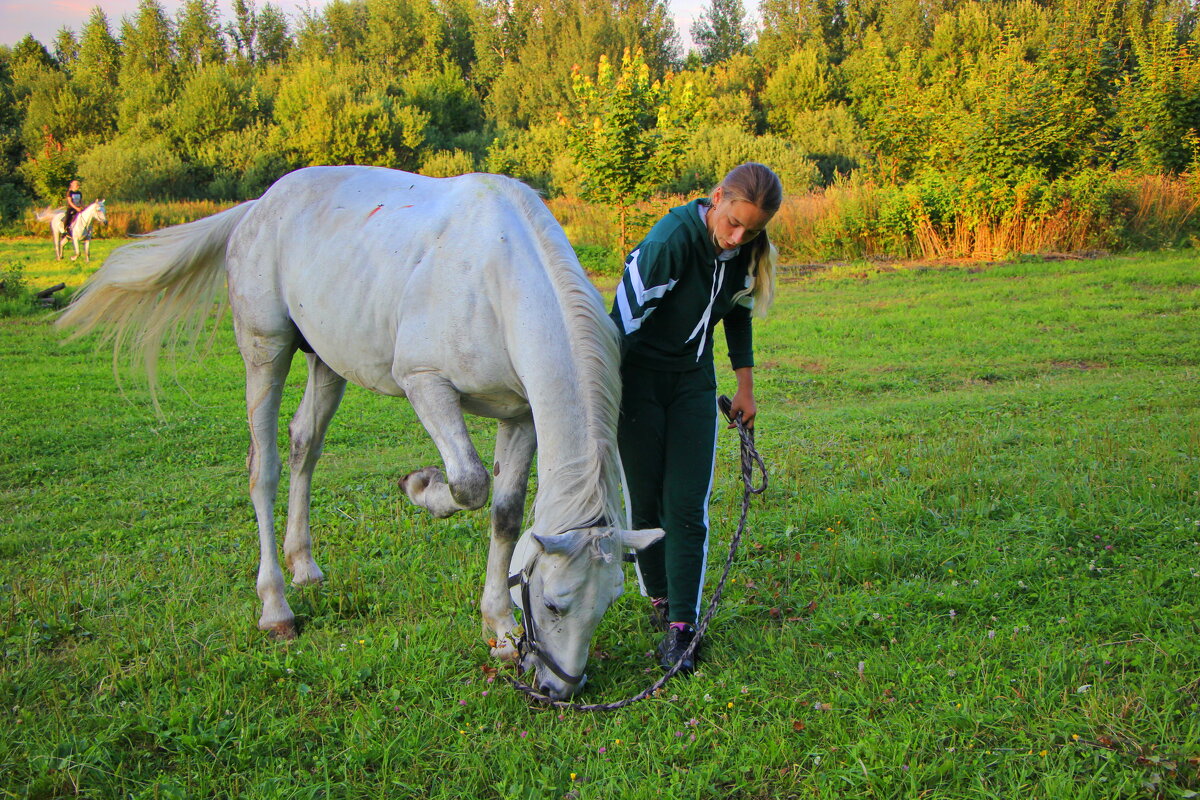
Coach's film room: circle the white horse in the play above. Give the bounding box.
[37,199,108,262]
[59,166,663,700]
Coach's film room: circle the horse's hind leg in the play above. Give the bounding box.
[241,335,298,638]
[397,372,489,518]
[284,353,346,586]
[481,416,535,662]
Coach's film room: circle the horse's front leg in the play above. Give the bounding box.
[70,234,80,262]
[481,416,536,662]
[397,373,489,518]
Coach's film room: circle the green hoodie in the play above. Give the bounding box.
[610,198,755,373]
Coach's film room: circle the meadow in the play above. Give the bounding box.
[1,236,1198,799]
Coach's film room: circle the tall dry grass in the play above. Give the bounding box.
[20,200,238,238]
[769,171,1199,262]
[12,173,1197,265]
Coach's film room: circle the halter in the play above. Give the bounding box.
[507,548,588,688]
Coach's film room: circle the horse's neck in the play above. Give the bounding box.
[523,354,621,535]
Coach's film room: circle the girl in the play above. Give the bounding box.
[611,162,782,673]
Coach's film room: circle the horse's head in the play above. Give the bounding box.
[511,524,664,699]
[94,199,107,225]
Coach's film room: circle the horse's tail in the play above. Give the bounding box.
[35,207,59,222]
[58,200,258,412]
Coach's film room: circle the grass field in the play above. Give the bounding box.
[1,237,1198,799]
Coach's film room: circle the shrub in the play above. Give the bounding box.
[77,135,192,201]
[572,243,623,280]
[0,262,27,298]
[420,149,477,178]
[0,261,33,317]
[669,124,822,196]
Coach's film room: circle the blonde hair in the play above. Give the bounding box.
[717,163,781,317]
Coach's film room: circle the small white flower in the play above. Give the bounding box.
[1076,684,1092,694]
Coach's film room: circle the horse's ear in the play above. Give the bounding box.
[619,527,665,552]
[533,529,588,555]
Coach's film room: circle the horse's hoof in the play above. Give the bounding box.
[289,559,325,586]
[399,466,443,496]
[490,640,519,662]
[262,621,298,640]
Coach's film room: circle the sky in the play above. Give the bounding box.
[1,0,711,51]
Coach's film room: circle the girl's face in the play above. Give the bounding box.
[708,186,773,252]
[69,181,80,191]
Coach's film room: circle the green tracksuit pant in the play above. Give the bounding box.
[618,360,718,627]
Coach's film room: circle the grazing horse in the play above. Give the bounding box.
[59,166,663,699]
[37,199,108,262]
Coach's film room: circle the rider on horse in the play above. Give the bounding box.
[64,180,83,234]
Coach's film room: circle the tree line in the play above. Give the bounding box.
[1,0,1198,248]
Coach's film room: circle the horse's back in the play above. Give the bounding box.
[226,167,567,402]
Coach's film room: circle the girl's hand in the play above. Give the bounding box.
[729,366,756,428]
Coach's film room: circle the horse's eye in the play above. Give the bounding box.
[543,600,562,616]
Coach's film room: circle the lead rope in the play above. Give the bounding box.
[505,395,768,711]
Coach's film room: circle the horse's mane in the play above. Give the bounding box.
[497,178,624,538]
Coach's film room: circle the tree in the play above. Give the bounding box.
[757,0,841,68]
[71,7,122,138]
[484,0,680,130]
[9,35,56,73]
[363,0,441,72]
[255,4,293,63]
[274,57,428,167]
[229,0,258,62]
[762,42,838,136]
[53,28,80,71]
[117,0,179,136]
[690,0,750,66]
[171,62,260,154]
[296,0,368,59]
[120,0,176,74]
[77,8,122,88]
[1116,12,1200,172]
[0,59,30,220]
[177,0,228,69]
[563,47,699,251]
[19,128,76,202]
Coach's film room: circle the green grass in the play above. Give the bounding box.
[1,239,1198,798]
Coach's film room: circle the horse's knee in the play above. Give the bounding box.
[288,422,313,469]
[491,495,524,541]
[450,464,489,510]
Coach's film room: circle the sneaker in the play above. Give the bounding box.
[657,623,698,674]
[647,597,669,631]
